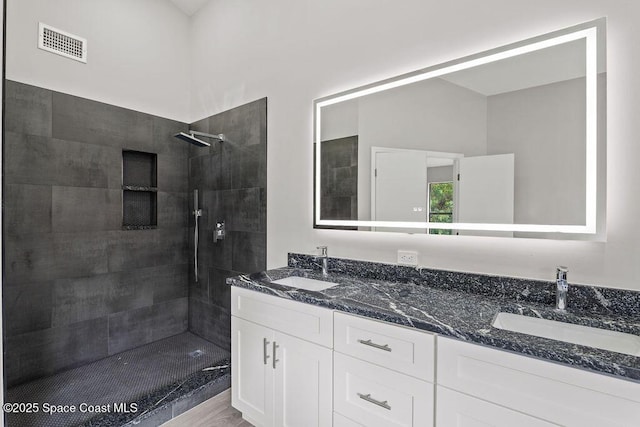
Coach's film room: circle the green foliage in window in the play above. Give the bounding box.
[429,182,453,235]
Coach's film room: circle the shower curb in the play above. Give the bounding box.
[83,365,231,426]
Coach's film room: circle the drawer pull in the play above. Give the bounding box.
[272,341,279,369]
[358,339,392,352]
[357,393,391,410]
[263,338,270,365]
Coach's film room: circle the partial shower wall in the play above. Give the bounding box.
[3,81,190,386]
[320,136,358,221]
[188,98,267,351]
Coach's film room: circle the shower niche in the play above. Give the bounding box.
[122,150,158,229]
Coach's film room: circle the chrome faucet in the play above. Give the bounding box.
[316,246,329,278]
[556,266,568,311]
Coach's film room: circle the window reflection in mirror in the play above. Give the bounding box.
[429,182,453,236]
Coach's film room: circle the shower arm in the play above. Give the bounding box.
[189,130,225,140]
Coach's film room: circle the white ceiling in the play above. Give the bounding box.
[169,0,210,16]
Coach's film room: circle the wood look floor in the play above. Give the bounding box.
[162,389,253,427]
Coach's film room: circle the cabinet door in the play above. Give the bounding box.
[436,386,558,427]
[232,316,274,427]
[273,331,333,427]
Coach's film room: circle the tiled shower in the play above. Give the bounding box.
[188,99,267,351]
[2,80,267,426]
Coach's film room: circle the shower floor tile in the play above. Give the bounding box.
[6,332,230,427]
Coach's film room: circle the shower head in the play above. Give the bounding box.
[174,132,210,147]
[174,131,226,147]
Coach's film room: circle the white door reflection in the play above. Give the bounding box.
[371,148,514,235]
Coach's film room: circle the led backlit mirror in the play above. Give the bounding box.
[314,19,606,238]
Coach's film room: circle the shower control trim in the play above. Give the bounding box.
[214,221,225,242]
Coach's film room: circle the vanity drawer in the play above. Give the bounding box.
[436,386,558,427]
[334,352,434,427]
[437,337,640,427]
[231,286,333,348]
[334,312,435,382]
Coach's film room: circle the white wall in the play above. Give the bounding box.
[487,78,586,226]
[428,166,454,184]
[320,99,358,141]
[6,0,191,122]
[189,0,640,290]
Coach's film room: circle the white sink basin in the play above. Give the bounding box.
[492,312,640,356]
[272,276,338,292]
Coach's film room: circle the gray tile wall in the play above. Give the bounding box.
[3,81,190,386]
[320,136,358,222]
[188,99,267,350]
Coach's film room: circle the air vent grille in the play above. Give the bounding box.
[38,23,87,63]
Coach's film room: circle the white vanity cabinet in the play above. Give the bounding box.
[231,287,333,427]
[231,285,640,427]
[333,312,435,427]
[437,337,640,427]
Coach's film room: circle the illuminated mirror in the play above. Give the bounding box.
[314,19,606,238]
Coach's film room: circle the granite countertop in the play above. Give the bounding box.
[227,254,640,383]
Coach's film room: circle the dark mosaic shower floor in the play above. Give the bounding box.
[6,332,230,427]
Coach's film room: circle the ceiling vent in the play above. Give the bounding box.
[38,23,87,63]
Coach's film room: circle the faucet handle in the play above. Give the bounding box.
[555,266,569,311]
[316,246,328,256]
[556,266,568,280]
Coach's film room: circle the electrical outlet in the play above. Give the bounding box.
[397,250,418,266]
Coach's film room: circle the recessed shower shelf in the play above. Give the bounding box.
[122,150,157,229]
